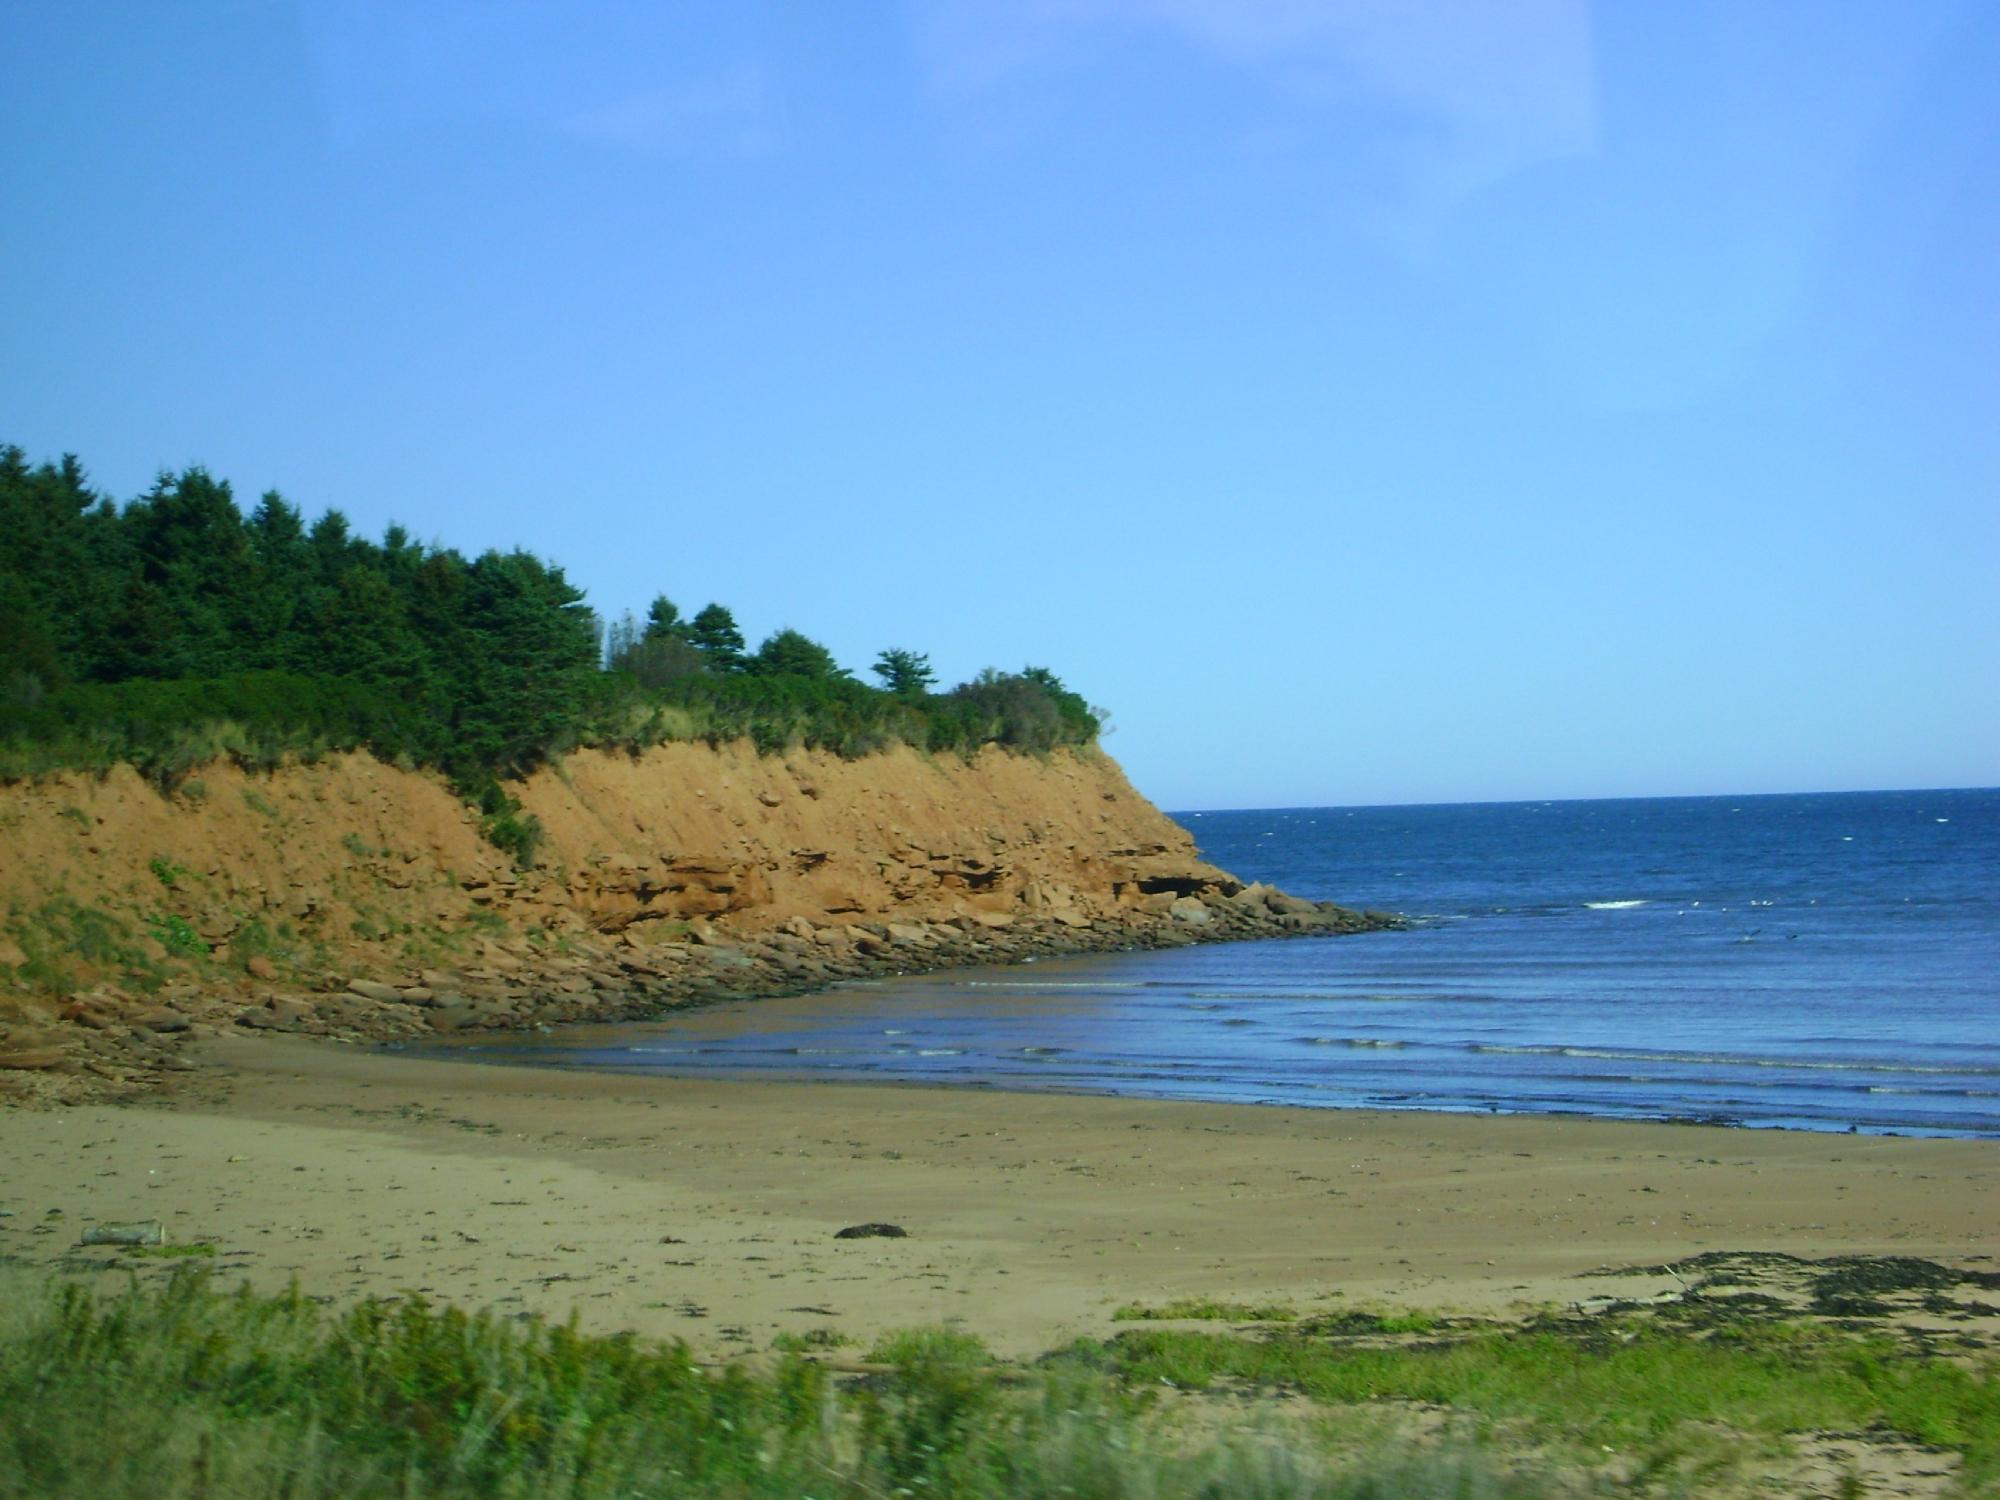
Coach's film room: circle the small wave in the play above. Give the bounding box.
[958,981,1143,991]
[1585,899,1649,910]
[915,1048,965,1057]
[1466,1043,1998,1077]
[1299,1036,1407,1048]
[1021,1046,1067,1056]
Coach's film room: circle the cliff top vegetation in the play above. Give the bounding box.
[0,446,1102,800]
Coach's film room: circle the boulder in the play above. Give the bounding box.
[1168,896,1213,926]
[81,1220,164,1247]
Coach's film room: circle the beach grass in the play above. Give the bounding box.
[1085,1318,1999,1490]
[0,1270,1572,1499]
[4,1269,1995,1497]
[1112,1296,1301,1322]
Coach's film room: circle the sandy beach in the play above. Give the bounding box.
[3,1030,1992,1358]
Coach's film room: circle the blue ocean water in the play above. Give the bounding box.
[452,788,2000,1136]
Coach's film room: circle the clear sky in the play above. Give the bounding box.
[4,2,1994,809]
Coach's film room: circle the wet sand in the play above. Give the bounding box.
[2,1031,1992,1357]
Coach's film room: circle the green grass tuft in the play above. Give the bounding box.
[1113,1298,1299,1323]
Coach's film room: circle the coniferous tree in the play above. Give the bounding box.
[643,595,687,640]
[872,648,935,697]
[686,603,746,672]
[753,628,844,679]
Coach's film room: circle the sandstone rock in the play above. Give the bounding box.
[0,1048,65,1070]
[133,1009,191,1033]
[239,997,312,1030]
[245,955,278,980]
[346,979,405,1003]
[1168,896,1213,926]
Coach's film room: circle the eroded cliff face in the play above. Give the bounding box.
[521,741,1231,931]
[0,742,1385,1101]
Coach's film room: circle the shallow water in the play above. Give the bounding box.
[443,788,2000,1136]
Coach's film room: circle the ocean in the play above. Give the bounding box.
[445,788,2000,1137]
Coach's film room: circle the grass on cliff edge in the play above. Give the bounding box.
[4,1272,1998,1499]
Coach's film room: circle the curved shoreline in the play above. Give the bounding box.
[1,895,1400,1106]
[2,1032,1991,1362]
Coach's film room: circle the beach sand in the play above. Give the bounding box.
[2,1031,1992,1357]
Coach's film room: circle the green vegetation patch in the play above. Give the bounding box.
[1094,1316,2000,1489]
[4,896,174,994]
[144,912,208,958]
[1113,1297,1300,1323]
[0,1273,1572,1500]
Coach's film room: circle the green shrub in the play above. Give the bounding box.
[145,913,208,958]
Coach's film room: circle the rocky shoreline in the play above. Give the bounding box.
[1,886,1401,1105]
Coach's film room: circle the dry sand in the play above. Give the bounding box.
[2,1032,1993,1357]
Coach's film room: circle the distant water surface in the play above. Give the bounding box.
[441,789,2000,1136]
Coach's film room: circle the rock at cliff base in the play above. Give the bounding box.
[0,1048,66,1070]
[834,1223,908,1240]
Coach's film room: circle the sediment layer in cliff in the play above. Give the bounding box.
[0,742,1393,1102]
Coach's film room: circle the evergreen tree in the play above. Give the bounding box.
[686,603,746,671]
[643,595,687,640]
[871,648,935,697]
[753,628,844,679]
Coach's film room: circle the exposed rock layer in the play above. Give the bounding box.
[0,742,1396,1102]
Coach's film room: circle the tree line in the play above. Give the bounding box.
[0,446,1102,797]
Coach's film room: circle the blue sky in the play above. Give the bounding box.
[3,1,1994,809]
